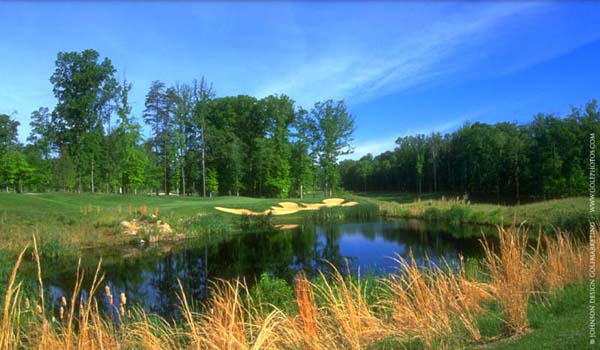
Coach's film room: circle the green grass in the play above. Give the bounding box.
[474,283,597,350]
[357,192,596,234]
[0,192,357,254]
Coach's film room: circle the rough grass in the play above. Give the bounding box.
[360,192,596,233]
[484,283,596,350]
[0,224,593,350]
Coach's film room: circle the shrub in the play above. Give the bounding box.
[306,202,379,222]
[181,214,233,237]
[423,207,442,221]
[250,273,296,314]
[445,205,472,225]
[35,238,72,259]
[239,213,274,231]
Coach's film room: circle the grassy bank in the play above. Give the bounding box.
[484,283,593,350]
[358,192,596,233]
[0,192,371,254]
[0,225,595,350]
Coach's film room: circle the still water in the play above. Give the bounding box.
[40,219,493,317]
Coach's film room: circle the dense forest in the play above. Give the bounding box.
[0,49,355,198]
[0,49,598,201]
[340,101,600,202]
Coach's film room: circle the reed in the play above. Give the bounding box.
[124,309,183,350]
[481,225,542,335]
[293,272,318,342]
[189,278,286,350]
[543,230,587,290]
[0,225,593,350]
[385,255,491,349]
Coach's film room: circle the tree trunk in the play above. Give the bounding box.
[164,152,168,195]
[91,158,95,193]
[433,160,438,192]
[163,125,169,195]
[447,150,451,191]
[496,179,500,204]
[201,129,206,197]
[515,148,520,205]
[300,183,303,199]
[181,155,186,196]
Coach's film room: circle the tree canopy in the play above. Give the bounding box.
[340,100,600,202]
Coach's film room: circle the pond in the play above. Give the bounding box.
[38,219,495,318]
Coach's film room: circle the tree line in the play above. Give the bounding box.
[2,49,598,201]
[0,49,355,197]
[340,100,600,202]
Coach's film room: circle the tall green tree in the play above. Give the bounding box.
[28,107,53,158]
[290,108,315,198]
[144,80,172,195]
[110,78,148,193]
[257,95,295,197]
[50,49,119,193]
[309,100,355,196]
[428,132,442,192]
[356,154,373,192]
[0,114,19,152]
[25,108,53,191]
[191,78,215,197]
[0,149,33,193]
[0,114,32,192]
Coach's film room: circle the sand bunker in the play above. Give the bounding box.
[277,202,303,209]
[213,207,270,216]
[322,198,345,206]
[274,224,300,230]
[301,202,324,210]
[215,198,359,216]
[269,207,301,215]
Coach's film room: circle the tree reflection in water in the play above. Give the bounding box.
[37,219,491,318]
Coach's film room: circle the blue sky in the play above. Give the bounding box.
[1,1,600,159]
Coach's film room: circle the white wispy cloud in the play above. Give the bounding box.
[252,2,539,107]
[3,1,599,143]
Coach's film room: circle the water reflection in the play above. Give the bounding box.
[39,219,491,317]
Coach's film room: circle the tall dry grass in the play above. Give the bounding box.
[287,267,387,350]
[184,278,286,350]
[385,255,491,348]
[481,225,542,335]
[543,231,587,290]
[0,225,594,350]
